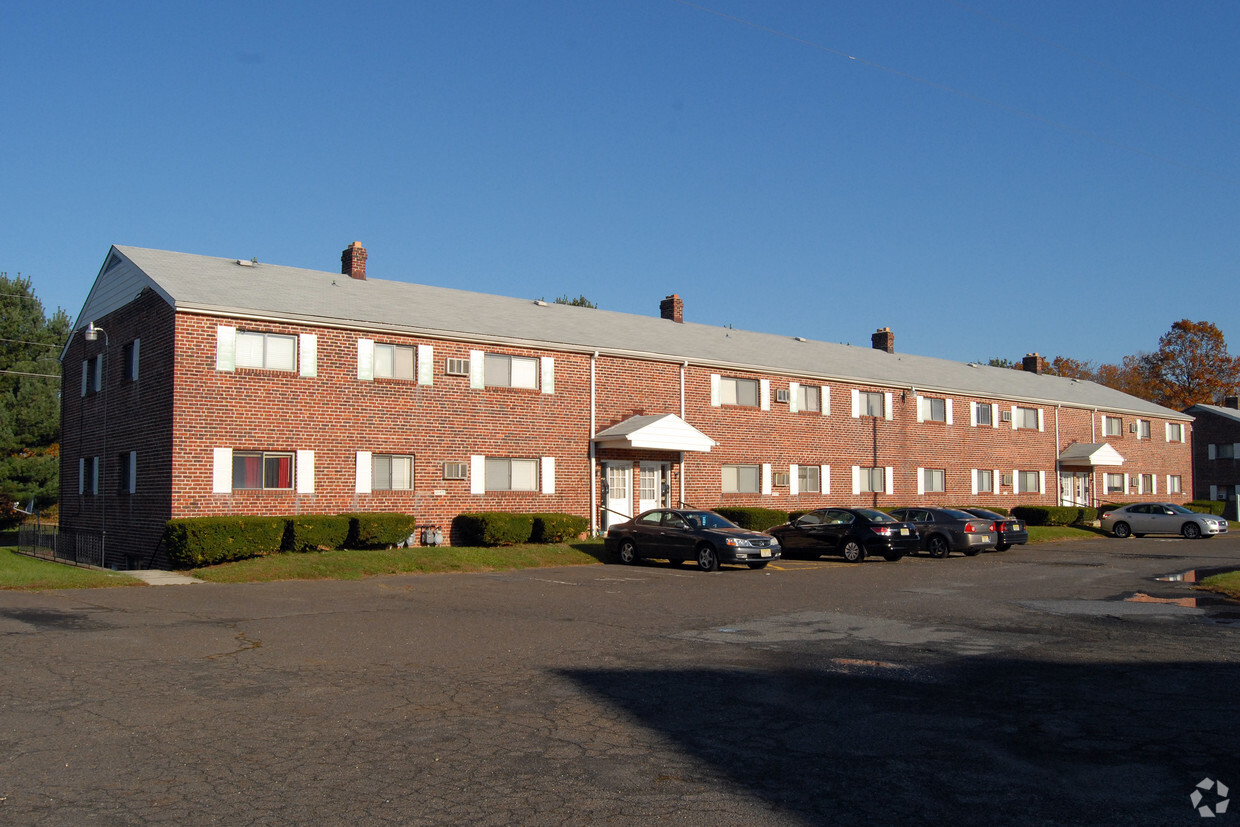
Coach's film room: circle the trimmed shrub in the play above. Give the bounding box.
[1011,505,1096,527]
[531,513,589,543]
[285,514,351,552]
[344,513,418,548]
[164,516,286,568]
[454,512,536,546]
[711,506,789,532]
[1188,500,1226,516]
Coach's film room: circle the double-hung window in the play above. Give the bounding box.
[374,344,415,380]
[117,451,137,494]
[974,403,993,427]
[860,392,884,417]
[484,354,539,389]
[1103,415,1122,437]
[722,464,761,494]
[233,451,294,490]
[921,468,945,494]
[79,457,99,495]
[796,385,821,412]
[1015,407,1040,430]
[858,467,885,493]
[372,454,414,490]
[973,469,994,494]
[797,464,820,493]
[236,331,297,371]
[920,397,948,423]
[1167,475,1182,494]
[720,377,760,407]
[1017,470,1042,494]
[1137,420,1151,439]
[1104,473,1125,495]
[1166,423,1185,442]
[485,458,540,491]
[81,354,102,395]
[122,340,139,381]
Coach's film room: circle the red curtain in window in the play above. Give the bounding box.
[273,456,292,489]
[242,456,262,489]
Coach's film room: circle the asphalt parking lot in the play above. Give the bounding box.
[1,535,1238,825]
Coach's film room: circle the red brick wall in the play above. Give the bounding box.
[1187,410,1240,514]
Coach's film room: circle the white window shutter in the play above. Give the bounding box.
[92,458,99,495]
[916,397,926,423]
[761,463,772,495]
[1037,409,1044,432]
[710,374,721,407]
[945,399,953,424]
[916,467,925,496]
[1209,444,1217,460]
[418,345,434,385]
[970,402,978,427]
[357,338,374,381]
[995,469,1002,493]
[212,448,233,493]
[760,379,770,411]
[991,404,1000,429]
[296,450,315,494]
[1124,473,1131,493]
[1038,470,1046,494]
[541,456,556,494]
[788,464,799,496]
[1165,423,1172,442]
[299,333,317,377]
[788,382,800,414]
[1151,475,1157,494]
[851,389,860,418]
[469,350,485,389]
[821,386,830,416]
[1210,484,1218,500]
[970,469,979,496]
[1011,405,1018,430]
[541,357,555,394]
[470,455,485,494]
[851,466,861,495]
[216,326,236,372]
[821,465,830,494]
[127,451,137,494]
[884,393,894,420]
[884,466,894,494]
[355,451,372,494]
[78,458,85,495]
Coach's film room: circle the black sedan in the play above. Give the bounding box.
[768,507,919,562]
[961,508,1029,551]
[888,507,997,558]
[605,508,781,571]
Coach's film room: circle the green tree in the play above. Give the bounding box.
[0,272,70,524]
[550,294,597,308]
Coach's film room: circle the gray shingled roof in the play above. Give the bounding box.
[1184,403,1240,425]
[85,245,1188,420]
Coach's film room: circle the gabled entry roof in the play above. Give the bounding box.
[1058,442,1125,467]
[593,414,716,453]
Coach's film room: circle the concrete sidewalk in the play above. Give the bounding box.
[126,570,205,585]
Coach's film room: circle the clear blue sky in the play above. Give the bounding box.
[3,0,1236,366]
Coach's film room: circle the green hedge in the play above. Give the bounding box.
[285,514,351,552]
[711,506,789,532]
[1011,505,1097,527]
[164,516,287,568]
[454,512,536,546]
[531,513,589,543]
[345,513,418,548]
[1187,500,1226,516]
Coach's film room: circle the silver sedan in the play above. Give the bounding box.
[1099,503,1228,539]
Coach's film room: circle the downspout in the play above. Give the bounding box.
[1054,405,1061,506]
[589,352,597,536]
[681,361,688,506]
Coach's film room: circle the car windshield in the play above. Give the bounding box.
[1166,504,1195,515]
[686,511,739,530]
[856,509,895,523]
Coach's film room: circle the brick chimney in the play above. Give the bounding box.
[660,294,684,323]
[871,327,894,353]
[1022,352,1046,374]
[1225,396,1239,409]
[342,241,367,280]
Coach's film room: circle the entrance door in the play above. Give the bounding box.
[639,462,669,513]
[602,463,633,531]
[1059,471,1089,506]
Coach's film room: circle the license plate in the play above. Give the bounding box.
[760,549,772,557]
[900,528,909,535]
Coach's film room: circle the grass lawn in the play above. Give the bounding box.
[188,541,608,584]
[1198,570,1240,601]
[1026,525,1109,543]
[0,549,144,590]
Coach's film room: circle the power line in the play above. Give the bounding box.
[0,337,64,349]
[0,369,60,379]
[671,0,1240,186]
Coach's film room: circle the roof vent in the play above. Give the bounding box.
[236,259,254,267]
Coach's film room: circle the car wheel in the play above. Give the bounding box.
[696,544,720,572]
[995,543,1010,552]
[1112,522,1132,539]
[1182,522,1202,540]
[617,539,639,565]
[747,561,769,570]
[927,535,950,558]
[841,541,866,563]
[883,552,903,562]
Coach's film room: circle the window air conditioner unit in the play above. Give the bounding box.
[1000,411,1012,422]
[443,462,468,480]
[774,472,790,487]
[1001,473,1014,486]
[776,389,790,403]
[445,358,469,376]
[1129,423,1138,432]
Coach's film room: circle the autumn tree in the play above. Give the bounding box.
[1143,319,1240,408]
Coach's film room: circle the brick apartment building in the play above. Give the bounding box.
[60,243,1194,569]
[1183,398,1240,519]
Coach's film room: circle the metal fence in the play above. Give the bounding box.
[17,525,105,569]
